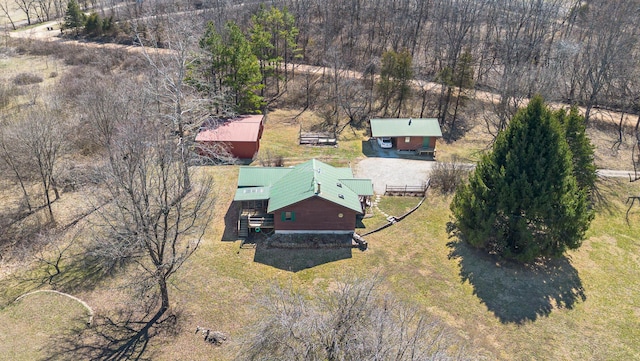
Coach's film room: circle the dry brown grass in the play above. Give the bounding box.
[0,291,89,360]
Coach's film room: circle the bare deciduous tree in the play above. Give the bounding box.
[239,276,468,361]
[90,106,214,316]
[12,102,66,223]
[568,1,638,122]
[0,122,33,212]
[0,0,17,30]
[13,0,36,25]
[135,16,212,191]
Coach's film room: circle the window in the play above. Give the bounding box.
[281,211,295,221]
[405,137,411,143]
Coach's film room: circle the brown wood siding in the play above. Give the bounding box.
[395,136,424,150]
[273,197,358,231]
[197,141,259,159]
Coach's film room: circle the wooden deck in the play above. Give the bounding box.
[416,146,436,157]
[238,209,274,238]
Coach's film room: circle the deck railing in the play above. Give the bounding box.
[247,215,274,228]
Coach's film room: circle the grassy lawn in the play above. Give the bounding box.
[1,108,640,360]
[161,173,640,360]
[0,292,89,360]
[256,109,367,167]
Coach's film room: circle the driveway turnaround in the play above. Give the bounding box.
[354,157,435,194]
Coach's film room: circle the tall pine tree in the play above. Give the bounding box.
[555,106,597,197]
[450,96,594,262]
[63,0,83,36]
[195,21,264,114]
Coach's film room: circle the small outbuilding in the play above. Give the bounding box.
[234,159,374,237]
[195,114,265,160]
[370,118,442,157]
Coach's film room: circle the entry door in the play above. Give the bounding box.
[422,137,431,148]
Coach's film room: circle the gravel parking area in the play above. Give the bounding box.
[354,140,436,194]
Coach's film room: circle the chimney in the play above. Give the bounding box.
[316,182,322,194]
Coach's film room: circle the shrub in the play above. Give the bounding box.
[257,150,284,167]
[12,72,44,86]
[429,156,470,194]
[0,82,13,108]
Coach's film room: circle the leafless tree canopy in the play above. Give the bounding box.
[238,277,468,361]
[84,77,215,314]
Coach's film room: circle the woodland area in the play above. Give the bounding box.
[1,0,640,360]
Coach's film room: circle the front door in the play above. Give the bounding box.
[422,137,431,148]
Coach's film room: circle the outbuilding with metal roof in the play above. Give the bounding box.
[195,114,265,160]
[370,118,442,157]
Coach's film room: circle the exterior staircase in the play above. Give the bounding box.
[238,216,249,238]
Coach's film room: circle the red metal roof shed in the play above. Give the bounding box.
[195,115,264,159]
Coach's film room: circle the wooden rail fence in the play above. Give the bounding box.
[384,183,429,196]
[299,126,337,145]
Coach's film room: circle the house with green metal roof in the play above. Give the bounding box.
[370,118,442,157]
[233,159,373,237]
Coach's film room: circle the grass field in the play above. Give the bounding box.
[0,291,90,360]
[1,104,640,359]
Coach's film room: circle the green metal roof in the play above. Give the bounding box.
[370,118,442,138]
[340,179,374,196]
[334,167,355,179]
[266,159,366,214]
[237,167,292,187]
[234,186,270,201]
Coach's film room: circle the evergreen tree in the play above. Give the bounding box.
[84,12,102,37]
[225,22,264,113]
[250,5,299,96]
[555,106,597,197]
[196,21,264,114]
[450,96,594,262]
[63,0,83,36]
[377,49,413,117]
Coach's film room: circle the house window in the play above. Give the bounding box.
[405,137,411,143]
[281,211,295,221]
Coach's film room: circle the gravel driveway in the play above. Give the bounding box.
[354,157,435,194]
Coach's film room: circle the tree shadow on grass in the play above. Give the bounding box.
[41,305,178,361]
[447,240,586,324]
[253,234,354,272]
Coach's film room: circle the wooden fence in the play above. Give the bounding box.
[299,125,337,145]
[384,182,429,196]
